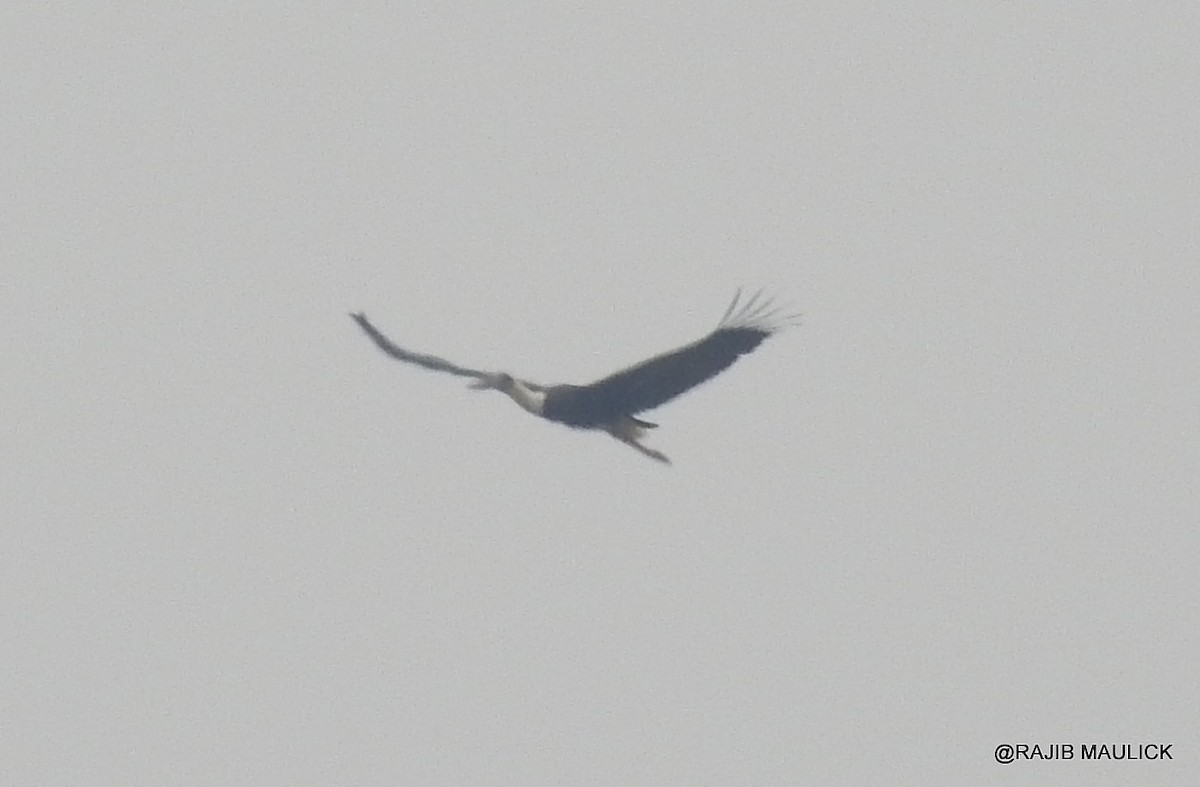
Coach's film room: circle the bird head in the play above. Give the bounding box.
[468,372,513,392]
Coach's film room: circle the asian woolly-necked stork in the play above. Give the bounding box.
[350,290,797,464]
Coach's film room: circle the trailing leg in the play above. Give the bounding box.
[606,418,671,464]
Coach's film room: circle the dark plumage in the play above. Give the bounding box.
[540,328,772,427]
[351,290,797,463]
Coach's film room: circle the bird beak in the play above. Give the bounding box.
[468,377,495,390]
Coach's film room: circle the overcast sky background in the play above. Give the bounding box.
[4,3,1198,785]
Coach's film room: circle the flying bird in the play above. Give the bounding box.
[350,290,797,464]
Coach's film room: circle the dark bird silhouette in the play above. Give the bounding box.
[351,290,797,464]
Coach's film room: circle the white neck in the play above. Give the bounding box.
[506,379,546,415]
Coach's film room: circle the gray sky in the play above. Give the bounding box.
[5,3,1197,785]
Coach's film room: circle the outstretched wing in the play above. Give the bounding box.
[543,291,797,426]
[350,313,492,382]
